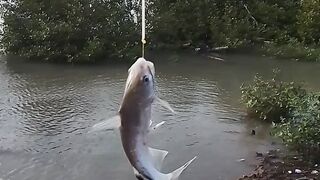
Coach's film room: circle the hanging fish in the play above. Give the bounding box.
[90,58,196,180]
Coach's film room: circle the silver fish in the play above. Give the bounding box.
[91,58,196,180]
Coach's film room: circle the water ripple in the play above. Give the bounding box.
[0,55,294,180]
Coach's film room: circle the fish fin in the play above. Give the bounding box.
[88,115,120,133]
[169,156,197,180]
[155,97,176,114]
[150,121,166,132]
[148,147,169,170]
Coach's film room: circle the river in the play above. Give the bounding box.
[0,52,319,180]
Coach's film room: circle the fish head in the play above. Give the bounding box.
[122,58,156,106]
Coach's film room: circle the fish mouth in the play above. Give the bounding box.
[124,59,155,96]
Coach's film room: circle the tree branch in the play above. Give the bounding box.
[243,4,258,26]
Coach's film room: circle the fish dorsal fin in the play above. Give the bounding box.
[148,147,169,170]
[88,115,120,133]
[169,156,197,180]
[155,97,176,114]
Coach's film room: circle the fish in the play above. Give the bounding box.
[90,57,196,180]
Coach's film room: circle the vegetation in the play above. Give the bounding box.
[241,73,320,157]
[240,72,307,122]
[1,0,320,62]
[150,0,320,62]
[274,93,320,155]
[0,0,140,62]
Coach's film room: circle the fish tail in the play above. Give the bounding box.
[167,156,197,180]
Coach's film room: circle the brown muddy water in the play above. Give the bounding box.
[0,52,319,180]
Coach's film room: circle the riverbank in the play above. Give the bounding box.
[260,42,320,62]
[239,150,319,180]
[239,70,320,179]
[1,37,320,63]
[151,41,320,63]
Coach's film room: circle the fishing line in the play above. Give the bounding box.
[141,0,146,58]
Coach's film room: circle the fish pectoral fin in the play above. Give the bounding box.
[155,97,176,114]
[149,121,166,132]
[148,147,169,170]
[148,121,165,134]
[169,156,197,180]
[88,115,120,133]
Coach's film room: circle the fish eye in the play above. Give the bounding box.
[142,75,149,83]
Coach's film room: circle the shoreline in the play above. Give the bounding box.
[1,43,320,64]
[239,150,319,180]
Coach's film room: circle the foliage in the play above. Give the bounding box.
[149,0,320,61]
[240,72,306,122]
[262,39,320,62]
[0,0,140,63]
[2,0,320,62]
[0,0,8,39]
[274,93,320,155]
[241,72,320,156]
[297,0,320,45]
[149,0,257,48]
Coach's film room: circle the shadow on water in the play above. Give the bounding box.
[0,52,319,180]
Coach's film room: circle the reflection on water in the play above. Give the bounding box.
[0,53,319,180]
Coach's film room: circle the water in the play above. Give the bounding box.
[0,52,319,180]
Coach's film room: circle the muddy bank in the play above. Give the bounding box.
[239,150,319,180]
